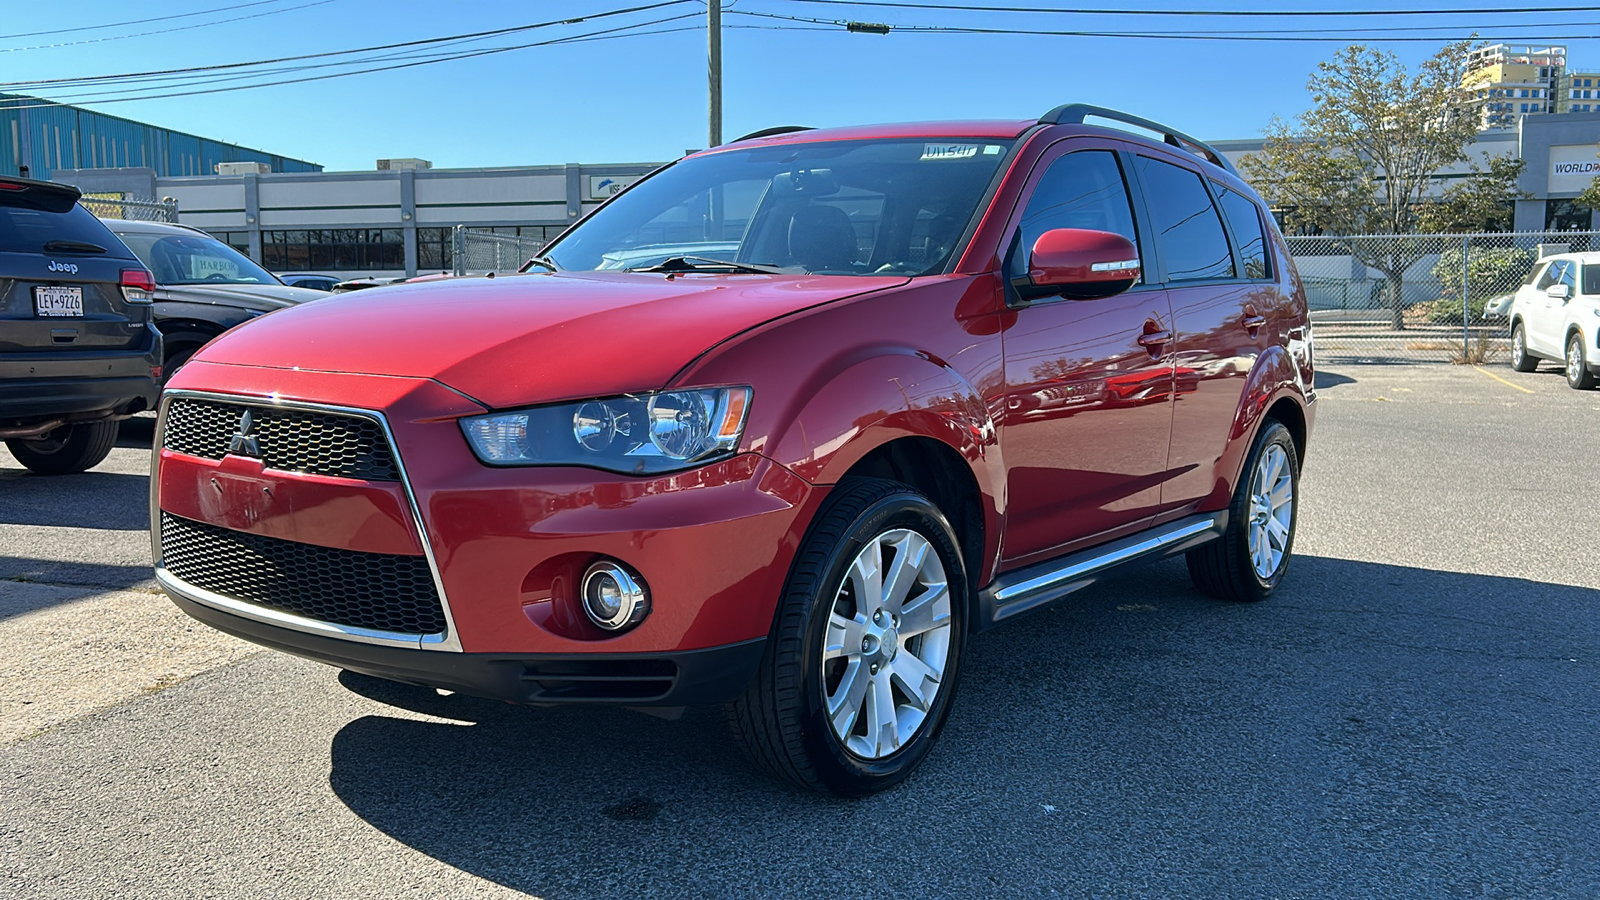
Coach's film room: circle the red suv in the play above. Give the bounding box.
[152,106,1314,796]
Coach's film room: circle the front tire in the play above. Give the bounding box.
[1565,332,1597,390]
[728,478,967,796]
[1187,419,1299,602]
[1511,323,1538,372]
[5,420,119,475]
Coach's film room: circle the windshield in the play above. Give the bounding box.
[114,231,281,286]
[544,138,1015,276]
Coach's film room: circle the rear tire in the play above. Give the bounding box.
[1511,323,1538,372]
[728,477,967,796]
[6,420,120,475]
[1186,420,1299,602]
[1565,332,1597,390]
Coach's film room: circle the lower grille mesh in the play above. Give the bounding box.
[160,513,446,636]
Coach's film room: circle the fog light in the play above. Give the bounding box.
[581,561,649,631]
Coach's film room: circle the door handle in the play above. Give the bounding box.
[1137,331,1171,348]
[1242,304,1267,334]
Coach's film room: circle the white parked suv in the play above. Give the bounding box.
[1509,252,1600,389]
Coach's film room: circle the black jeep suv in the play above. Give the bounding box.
[0,177,161,474]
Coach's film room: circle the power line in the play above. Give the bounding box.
[0,1,696,92]
[773,0,1600,17]
[0,13,703,111]
[0,0,341,54]
[732,8,1600,40]
[0,0,300,40]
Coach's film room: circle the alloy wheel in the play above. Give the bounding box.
[821,528,953,759]
[1246,444,1294,580]
[1568,337,1583,384]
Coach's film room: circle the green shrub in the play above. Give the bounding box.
[1428,244,1533,324]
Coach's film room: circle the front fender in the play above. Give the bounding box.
[765,349,997,487]
[154,302,253,334]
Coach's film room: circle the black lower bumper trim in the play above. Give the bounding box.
[169,592,766,707]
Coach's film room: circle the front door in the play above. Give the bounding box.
[998,144,1174,564]
[1529,258,1575,355]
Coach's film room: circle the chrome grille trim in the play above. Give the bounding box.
[163,396,399,481]
[150,389,463,652]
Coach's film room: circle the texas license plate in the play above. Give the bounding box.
[35,286,84,317]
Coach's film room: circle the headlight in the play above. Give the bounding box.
[460,387,751,474]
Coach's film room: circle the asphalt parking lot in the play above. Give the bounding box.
[2,362,1598,899]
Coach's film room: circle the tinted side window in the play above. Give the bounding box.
[1010,150,1139,281]
[0,204,132,257]
[1136,156,1235,282]
[1584,264,1600,295]
[1536,260,1567,290]
[1217,187,1269,279]
[1560,260,1578,292]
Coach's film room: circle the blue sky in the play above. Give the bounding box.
[6,1,1600,171]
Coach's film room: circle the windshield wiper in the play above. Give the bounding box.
[633,256,785,275]
[43,239,106,255]
[523,256,560,273]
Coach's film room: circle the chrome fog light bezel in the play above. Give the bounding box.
[580,560,650,631]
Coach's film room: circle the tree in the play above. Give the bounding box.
[1241,41,1527,328]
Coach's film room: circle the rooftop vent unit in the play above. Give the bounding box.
[215,162,271,176]
[376,158,432,171]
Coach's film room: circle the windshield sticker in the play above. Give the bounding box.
[922,143,980,161]
[983,145,1003,155]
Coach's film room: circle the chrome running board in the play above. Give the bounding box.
[976,513,1226,630]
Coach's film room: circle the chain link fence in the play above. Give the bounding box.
[451,226,546,276]
[1289,231,1596,365]
[79,195,179,223]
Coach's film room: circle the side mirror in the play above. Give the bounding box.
[1016,228,1141,302]
[1547,283,1572,301]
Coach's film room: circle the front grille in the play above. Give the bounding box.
[163,397,399,481]
[160,513,446,636]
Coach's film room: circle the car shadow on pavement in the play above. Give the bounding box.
[116,415,156,449]
[1313,370,1356,389]
[0,469,149,530]
[325,555,1600,898]
[0,557,157,608]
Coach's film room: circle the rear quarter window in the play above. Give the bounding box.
[1216,187,1270,280]
[0,204,132,257]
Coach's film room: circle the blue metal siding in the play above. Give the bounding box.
[0,94,319,180]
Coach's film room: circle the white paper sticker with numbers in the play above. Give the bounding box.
[922,143,980,160]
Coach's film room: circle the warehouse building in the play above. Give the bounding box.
[55,159,662,279]
[40,92,1600,281]
[1,93,319,180]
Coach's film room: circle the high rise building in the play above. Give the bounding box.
[1559,69,1600,114]
[1463,44,1566,129]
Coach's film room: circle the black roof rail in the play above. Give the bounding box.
[1039,104,1237,176]
[730,125,814,143]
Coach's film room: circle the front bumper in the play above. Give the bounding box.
[171,590,766,706]
[153,362,821,696]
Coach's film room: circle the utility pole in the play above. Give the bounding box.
[708,0,722,148]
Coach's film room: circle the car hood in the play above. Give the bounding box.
[197,271,910,408]
[157,282,329,311]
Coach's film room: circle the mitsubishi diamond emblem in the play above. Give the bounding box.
[227,409,261,457]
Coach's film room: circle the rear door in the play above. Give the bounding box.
[1131,156,1276,514]
[0,183,148,355]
